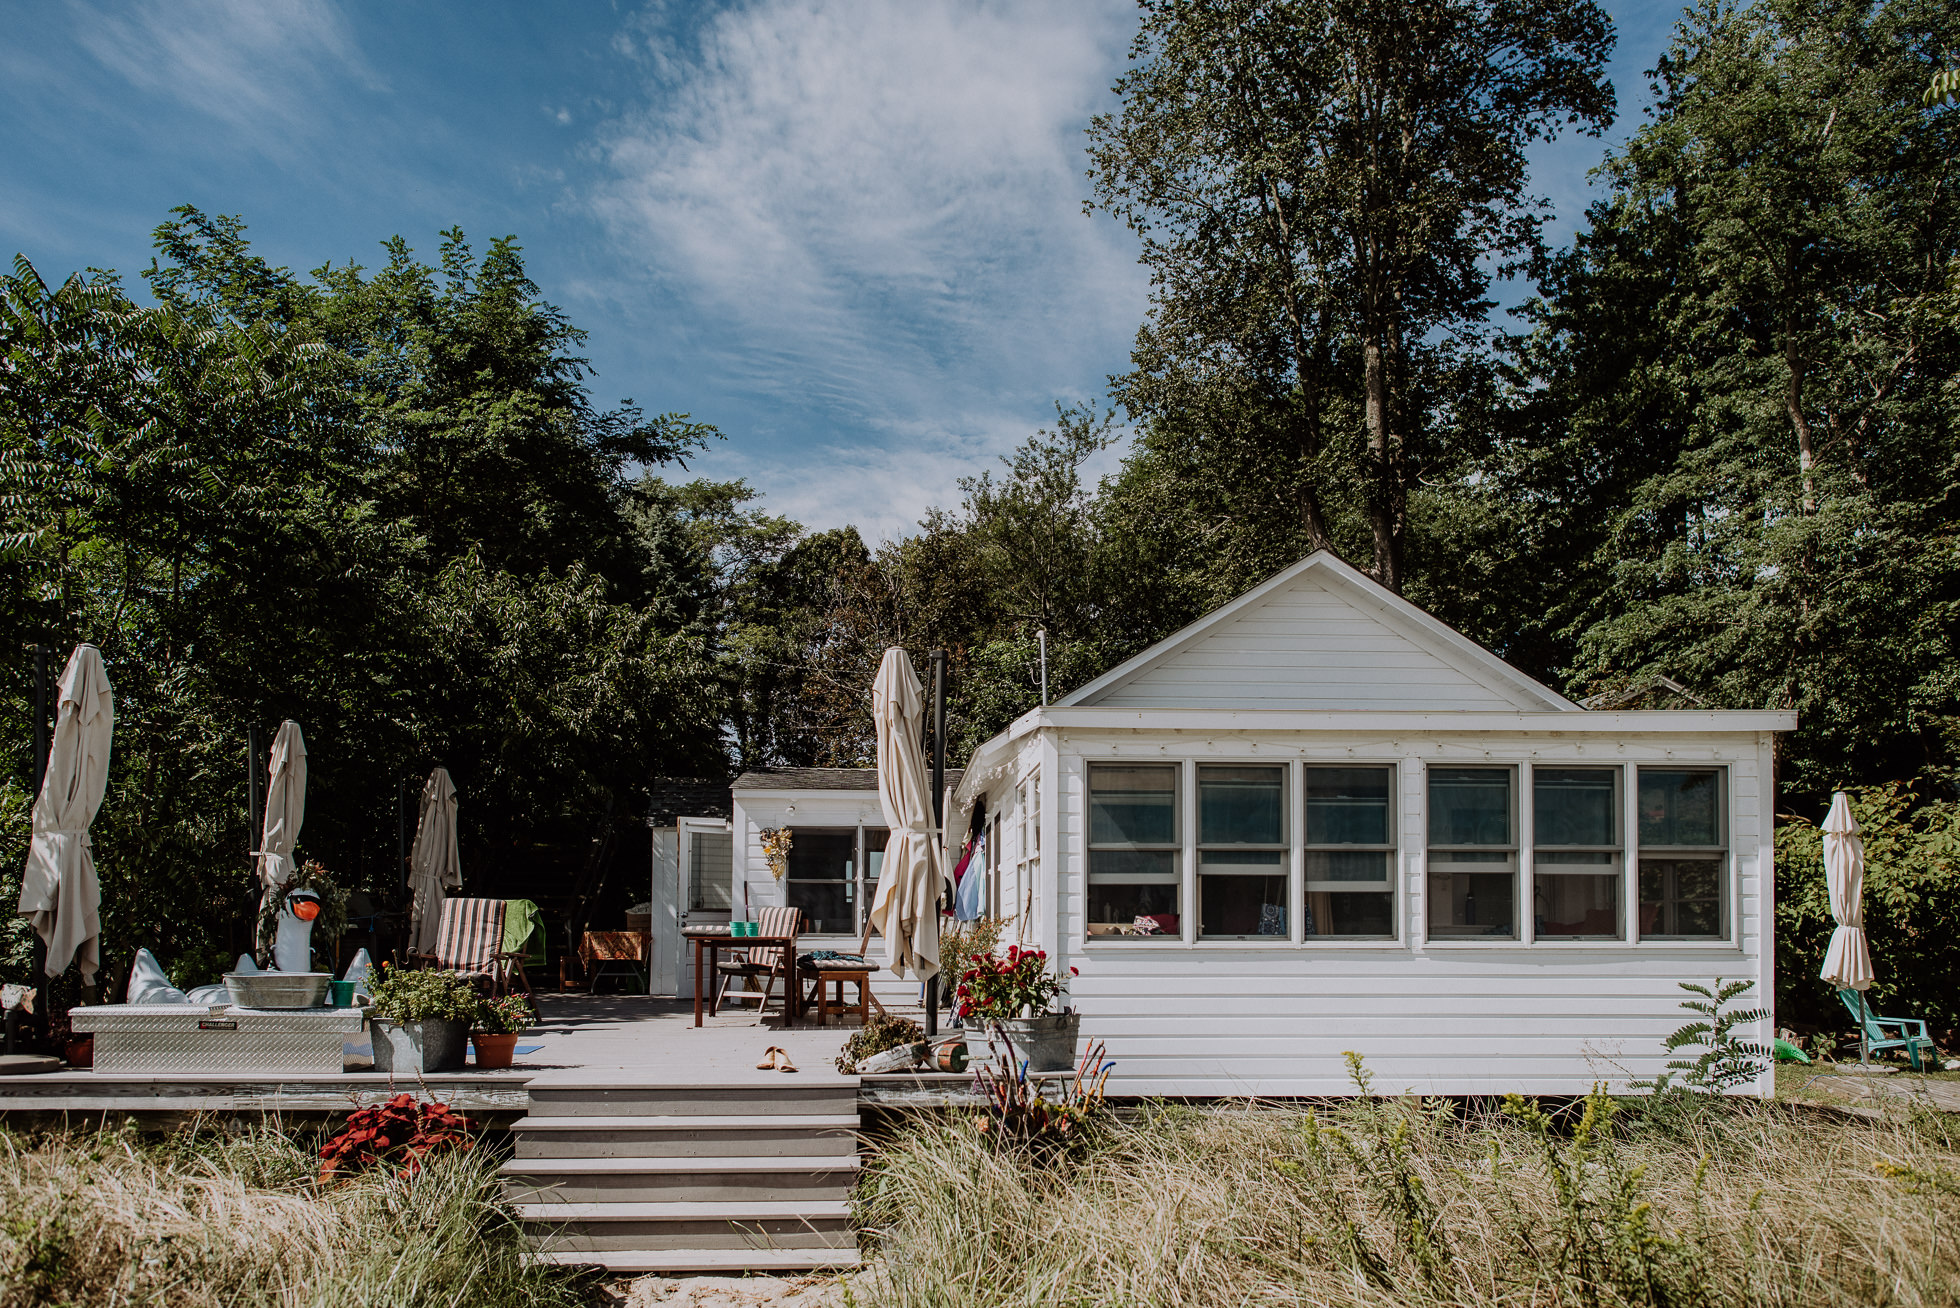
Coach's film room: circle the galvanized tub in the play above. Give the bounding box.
[224,972,331,1009]
[68,1004,364,1075]
[991,1013,1081,1073]
[369,1019,469,1073]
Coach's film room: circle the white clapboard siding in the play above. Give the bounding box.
[1087,576,1535,711]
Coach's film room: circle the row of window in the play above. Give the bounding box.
[1086,763,1728,942]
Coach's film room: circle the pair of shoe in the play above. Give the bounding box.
[755,1045,799,1073]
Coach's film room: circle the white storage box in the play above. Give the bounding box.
[69,1004,366,1075]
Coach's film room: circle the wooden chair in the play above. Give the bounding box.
[1837,988,1938,1071]
[411,898,529,998]
[713,905,802,1019]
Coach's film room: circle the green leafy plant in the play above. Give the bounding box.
[474,994,535,1035]
[954,945,1074,1023]
[837,1012,925,1074]
[367,965,481,1025]
[1638,978,1772,1094]
[317,1093,476,1182]
[252,859,349,970]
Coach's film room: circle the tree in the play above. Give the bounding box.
[1521,0,1960,797]
[1088,0,1615,591]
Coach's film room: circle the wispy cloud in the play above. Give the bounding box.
[68,0,377,152]
[587,0,1147,540]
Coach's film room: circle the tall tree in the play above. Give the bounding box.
[1088,0,1615,590]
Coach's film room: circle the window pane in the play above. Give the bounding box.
[785,882,848,933]
[1637,770,1721,847]
[863,828,888,885]
[786,829,853,881]
[1427,869,1517,937]
[1200,766,1283,845]
[1428,769,1511,846]
[1200,874,1287,937]
[1305,850,1390,884]
[1305,767,1391,845]
[1089,849,1180,883]
[1089,765,1177,845]
[1306,892,1394,937]
[1534,872,1622,938]
[1085,882,1179,935]
[1534,769,1617,847]
[1199,849,1284,870]
[688,832,732,912]
[1639,858,1723,938]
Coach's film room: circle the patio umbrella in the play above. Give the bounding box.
[18,645,114,983]
[863,648,943,981]
[1819,791,1874,1064]
[255,720,308,915]
[407,767,461,955]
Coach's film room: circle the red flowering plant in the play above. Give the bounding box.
[318,1093,476,1182]
[953,946,1077,1023]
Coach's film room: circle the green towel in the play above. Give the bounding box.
[503,899,546,966]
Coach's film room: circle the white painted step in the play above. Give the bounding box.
[518,1200,853,1252]
[530,1247,862,1274]
[502,1154,858,1204]
[512,1113,857,1158]
[525,1081,857,1118]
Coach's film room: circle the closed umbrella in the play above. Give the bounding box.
[18,645,114,984]
[863,648,943,982]
[255,721,308,936]
[1819,791,1874,1064]
[407,767,461,955]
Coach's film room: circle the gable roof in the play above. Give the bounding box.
[733,766,965,794]
[1059,550,1579,713]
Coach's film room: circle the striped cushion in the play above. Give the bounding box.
[744,905,801,971]
[433,899,506,971]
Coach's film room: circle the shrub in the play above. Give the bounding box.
[475,994,535,1035]
[318,1093,477,1181]
[1636,978,1772,1094]
[368,964,482,1024]
[1776,782,1960,1037]
[837,1013,925,1073]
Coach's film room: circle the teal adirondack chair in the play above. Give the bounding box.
[1837,988,1938,1071]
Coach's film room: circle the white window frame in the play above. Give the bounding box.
[1424,764,1521,945]
[1082,759,1182,943]
[1633,764,1731,943]
[1301,761,1400,944]
[1194,760,1292,943]
[1527,762,1627,945]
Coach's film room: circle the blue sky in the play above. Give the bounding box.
[4,0,1681,542]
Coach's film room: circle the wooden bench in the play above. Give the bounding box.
[802,964,884,1026]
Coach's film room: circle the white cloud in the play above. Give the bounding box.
[69,0,375,151]
[587,0,1148,541]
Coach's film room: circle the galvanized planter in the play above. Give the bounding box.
[992,1013,1081,1073]
[370,1019,469,1073]
[224,972,330,1009]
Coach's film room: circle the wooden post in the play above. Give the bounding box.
[925,648,947,1037]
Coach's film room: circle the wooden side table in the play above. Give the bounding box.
[804,966,883,1026]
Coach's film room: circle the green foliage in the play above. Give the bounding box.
[474,994,535,1036]
[1637,979,1772,1095]
[952,945,1074,1024]
[836,1012,925,1074]
[1775,783,1960,1034]
[367,965,482,1024]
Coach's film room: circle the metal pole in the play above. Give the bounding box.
[925,648,947,1038]
[19,646,52,1049]
[1860,989,1870,1066]
[1036,629,1048,706]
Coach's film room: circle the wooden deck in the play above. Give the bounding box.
[0,995,940,1122]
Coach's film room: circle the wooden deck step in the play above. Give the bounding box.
[510,1113,857,1158]
[502,1154,857,1204]
[524,1080,858,1118]
[530,1247,862,1274]
[517,1199,854,1252]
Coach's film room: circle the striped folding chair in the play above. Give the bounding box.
[713,905,802,1020]
[411,898,526,997]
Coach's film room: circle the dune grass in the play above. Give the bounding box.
[857,1075,1960,1307]
[0,1119,583,1308]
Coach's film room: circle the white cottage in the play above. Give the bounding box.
[948,550,1790,1097]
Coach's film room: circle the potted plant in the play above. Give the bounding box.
[954,945,1080,1072]
[366,965,478,1073]
[472,994,534,1069]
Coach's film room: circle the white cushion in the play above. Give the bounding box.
[125,949,190,1005]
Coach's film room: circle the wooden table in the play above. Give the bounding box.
[685,931,801,1027]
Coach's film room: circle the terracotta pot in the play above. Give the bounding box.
[64,1035,93,1069]
[471,1032,520,1069]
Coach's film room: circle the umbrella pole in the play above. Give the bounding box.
[13,645,52,1053]
[924,648,947,1039]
